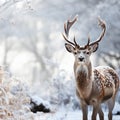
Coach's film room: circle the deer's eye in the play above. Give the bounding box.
[74,52,77,55]
[86,51,90,54]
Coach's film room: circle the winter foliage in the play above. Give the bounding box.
[0,67,31,119]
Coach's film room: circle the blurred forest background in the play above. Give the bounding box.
[0,0,120,109]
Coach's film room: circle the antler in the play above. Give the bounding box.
[88,17,106,46]
[62,15,79,47]
[63,16,106,50]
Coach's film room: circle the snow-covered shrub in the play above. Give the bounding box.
[49,69,80,110]
[0,66,34,120]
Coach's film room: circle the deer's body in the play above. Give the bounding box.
[62,16,119,120]
[75,65,119,105]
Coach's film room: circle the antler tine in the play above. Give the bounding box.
[74,36,78,46]
[90,17,106,46]
[87,34,90,46]
[63,15,78,46]
[84,34,90,48]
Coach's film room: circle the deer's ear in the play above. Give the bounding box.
[89,43,99,53]
[65,43,75,53]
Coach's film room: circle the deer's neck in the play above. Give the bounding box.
[74,62,93,99]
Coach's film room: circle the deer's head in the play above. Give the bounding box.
[62,16,106,64]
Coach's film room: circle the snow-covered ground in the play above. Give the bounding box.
[31,95,120,120]
[31,110,120,120]
[30,95,120,120]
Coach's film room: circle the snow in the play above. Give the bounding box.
[30,95,120,120]
[113,102,120,114]
[29,109,120,120]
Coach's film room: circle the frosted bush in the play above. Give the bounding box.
[0,66,34,120]
[49,69,80,110]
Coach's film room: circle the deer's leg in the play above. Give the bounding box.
[76,90,88,120]
[98,106,104,120]
[92,104,99,120]
[81,101,88,120]
[107,97,115,120]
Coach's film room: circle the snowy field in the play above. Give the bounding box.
[30,110,120,120]
[31,96,120,120]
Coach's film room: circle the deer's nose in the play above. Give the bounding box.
[79,57,84,61]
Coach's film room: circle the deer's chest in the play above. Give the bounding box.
[75,64,92,100]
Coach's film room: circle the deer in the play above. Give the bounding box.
[62,16,119,120]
